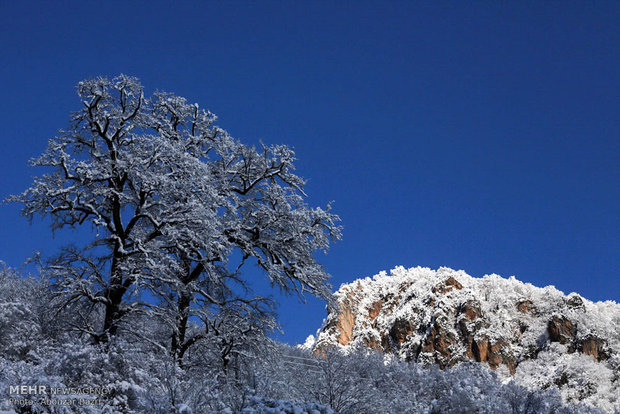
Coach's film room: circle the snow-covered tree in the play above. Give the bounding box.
[10,75,341,350]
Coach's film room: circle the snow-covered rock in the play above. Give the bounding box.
[314,266,620,412]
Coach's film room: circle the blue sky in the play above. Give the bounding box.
[1,1,618,344]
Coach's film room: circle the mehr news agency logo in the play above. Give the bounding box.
[8,385,112,407]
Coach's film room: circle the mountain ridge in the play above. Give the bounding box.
[313,266,620,412]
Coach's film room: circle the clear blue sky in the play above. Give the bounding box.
[1,1,618,344]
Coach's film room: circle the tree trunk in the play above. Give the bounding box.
[99,244,128,343]
[102,283,127,340]
[171,291,191,360]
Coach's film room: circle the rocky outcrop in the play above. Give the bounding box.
[548,315,577,345]
[389,318,414,345]
[567,294,585,311]
[432,276,463,294]
[368,300,383,321]
[331,290,359,346]
[314,267,619,387]
[517,300,535,313]
[579,335,609,361]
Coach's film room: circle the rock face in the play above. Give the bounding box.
[314,266,620,412]
[548,315,577,345]
[333,290,358,346]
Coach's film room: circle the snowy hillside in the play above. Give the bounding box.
[0,265,614,413]
[314,266,620,412]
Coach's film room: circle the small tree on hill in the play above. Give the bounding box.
[10,75,341,352]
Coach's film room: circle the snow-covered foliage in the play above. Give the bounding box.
[314,266,620,412]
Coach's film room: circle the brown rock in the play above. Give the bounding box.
[548,316,577,345]
[432,277,463,294]
[389,318,414,345]
[362,336,382,351]
[517,300,535,313]
[465,336,475,359]
[471,336,516,374]
[368,300,384,321]
[422,321,456,366]
[458,319,473,338]
[381,333,391,353]
[580,336,609,361]
[331,291,359,346]
[488,341,504,368]
[458,301,489,341]
[335,308,355,345]
[461,300,482,321]
[472,336,489,362]
[376,293,398,316]
[567,294,585,311]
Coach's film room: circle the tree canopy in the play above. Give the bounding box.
[10,75,341,352]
